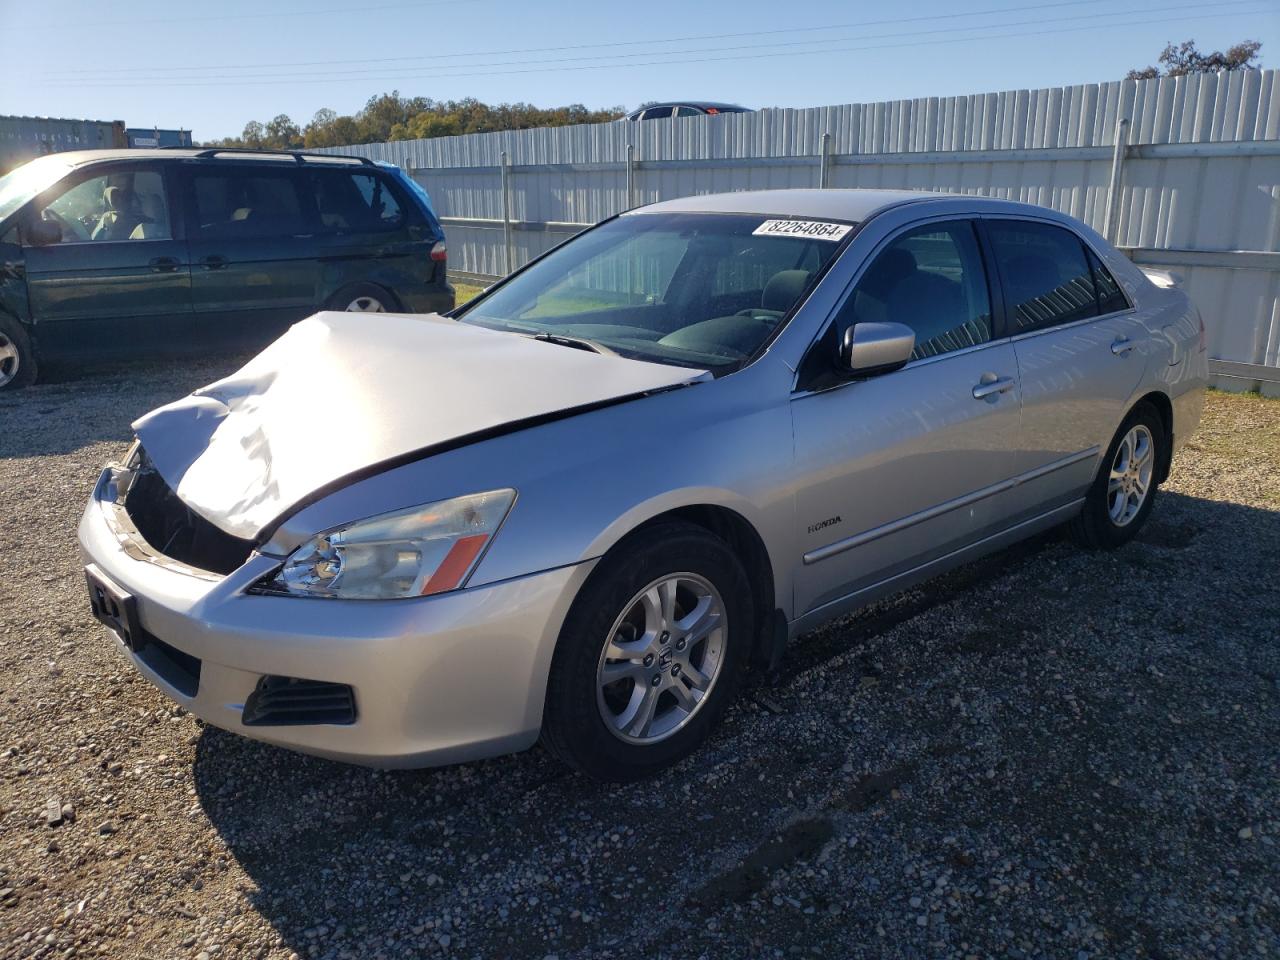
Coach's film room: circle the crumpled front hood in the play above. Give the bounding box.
[133,312,707,540]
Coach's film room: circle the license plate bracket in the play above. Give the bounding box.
[85,566,144,651]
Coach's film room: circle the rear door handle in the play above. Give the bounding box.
[972,375,1016,401]
[149,256,180,273]
[1111,337,1135,356]
[199,255,228,271]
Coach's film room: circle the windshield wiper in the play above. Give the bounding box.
[530,332,616,356]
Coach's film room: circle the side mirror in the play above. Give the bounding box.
[23,216,62,247]
[839,322,915,377]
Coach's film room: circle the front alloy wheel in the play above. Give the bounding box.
[0,332,20,388]
[542,522,752,781]
[596,574,727,743]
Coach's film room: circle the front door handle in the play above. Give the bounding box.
[1111,337,1135,356]
[199,254,228,271]
[972,375,1016,401]
[149,256,180,273]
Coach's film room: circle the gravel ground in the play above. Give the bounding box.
[1,360,1278,960]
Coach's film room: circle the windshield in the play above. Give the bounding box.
[456,212,851,371]
[0,155,76,225]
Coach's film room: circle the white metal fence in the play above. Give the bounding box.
[321,70,1280,390]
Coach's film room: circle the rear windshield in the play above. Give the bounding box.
[456,212,850,371]
[0,155,76,225]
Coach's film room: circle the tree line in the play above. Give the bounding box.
[204,40,1262,151]
[205,92,626,150]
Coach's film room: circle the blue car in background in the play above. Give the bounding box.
[0,148,452,390]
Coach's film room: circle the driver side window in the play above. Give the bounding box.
[40,169,172,244]
[835,220,992,360]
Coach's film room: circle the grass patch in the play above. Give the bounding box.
[453,282,486,306]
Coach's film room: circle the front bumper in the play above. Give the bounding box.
[77,469,595,768]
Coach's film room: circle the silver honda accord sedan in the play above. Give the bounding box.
[79,188,1207,780]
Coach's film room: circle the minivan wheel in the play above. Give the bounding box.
[0,315,36,391]
[1069,403,1164,549]
[542,522,753,781]
[326,283,397,314]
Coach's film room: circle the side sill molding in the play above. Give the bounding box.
[802,446,1099,565]
[791,498,1085,637]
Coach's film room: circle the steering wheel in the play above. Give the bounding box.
[41,207,87,242]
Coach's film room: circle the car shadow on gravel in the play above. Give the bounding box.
[186,487,1280,959]
[0,355,248,458]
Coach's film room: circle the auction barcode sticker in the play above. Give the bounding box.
[752,219,852,241]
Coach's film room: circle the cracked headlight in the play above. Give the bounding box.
[255,489,515,600]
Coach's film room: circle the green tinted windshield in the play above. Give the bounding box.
[457,212,850,371]
[0,155,76,225]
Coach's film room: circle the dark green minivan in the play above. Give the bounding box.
[0,148,454,390]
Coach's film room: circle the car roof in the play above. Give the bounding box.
[629,188,945,222]
[631,101,750,112]
[628,188,1063,223]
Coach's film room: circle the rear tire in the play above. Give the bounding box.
[1069,402,1163,549]
[542,522,753,781]
[0,314,36,391]
[326,282,398,314]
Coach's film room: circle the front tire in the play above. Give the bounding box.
[1069,402,1164,549]
[542,522,753,781]
[0,315,36,391]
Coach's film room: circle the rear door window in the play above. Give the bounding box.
[986,220,1100,332]
[675,106,701,117]
[189,167,307,239]
[309,170,405,233]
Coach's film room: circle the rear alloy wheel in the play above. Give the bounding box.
[326,283,398,315]
[1069,403,1164,549]
[0,316,36,391]
[345,295,387,313]
[542,522,752,781]
[1106,424,1155,527]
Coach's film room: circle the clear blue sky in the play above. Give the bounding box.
[1,0,1276,141]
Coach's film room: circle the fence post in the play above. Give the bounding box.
[500,151,514,276]
[1103,118,1130,244]
[818,132,831,189]
[625,143,635,211]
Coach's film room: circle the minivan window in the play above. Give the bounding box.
[309,170,404,232]
[835,220,992,360]
[0,155,76,224]
[987,220,1099,332]
[190,168,306,239]
[37,168,172,243]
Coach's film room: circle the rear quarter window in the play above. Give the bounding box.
[308,170,405,233]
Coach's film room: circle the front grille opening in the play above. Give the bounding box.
[124,449,255,575]
[135,637,202,698]
[242,676,357,726]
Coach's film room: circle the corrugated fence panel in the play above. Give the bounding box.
[316,71,1280,380]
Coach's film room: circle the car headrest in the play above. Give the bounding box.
[761,269,812,313]
[860,247,918,299]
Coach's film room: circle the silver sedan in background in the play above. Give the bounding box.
[80,188,1206,780]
